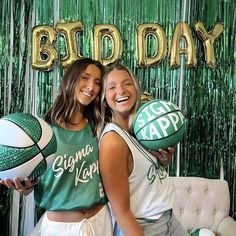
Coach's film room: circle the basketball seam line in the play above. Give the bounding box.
[138,122,185,143]
[1,117,49,171]
[134,109,182,135]
[133,99,176,125]
[4,116,42,143]
[133,100,154,124]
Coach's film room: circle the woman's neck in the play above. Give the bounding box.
[114,117,130,132]
[60,112,87,131]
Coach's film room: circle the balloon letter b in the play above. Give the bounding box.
[32,25,58,71]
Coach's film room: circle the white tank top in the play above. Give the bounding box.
[101,123,175,220]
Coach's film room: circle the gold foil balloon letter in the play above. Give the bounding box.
[56,21,84,69]
[136,23,167,67]
[170,22,197,69]
[92,24,122,66]
[32,25,58,71]
[195,22,223,68]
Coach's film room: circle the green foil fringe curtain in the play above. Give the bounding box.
[0,0,235,235]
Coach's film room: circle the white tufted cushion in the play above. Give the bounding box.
[171,177,230,234]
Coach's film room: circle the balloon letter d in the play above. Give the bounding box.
[92,24,122,66]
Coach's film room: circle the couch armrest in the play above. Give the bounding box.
[217,216,236,236]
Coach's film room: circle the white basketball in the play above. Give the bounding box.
[0,113,57,181]
[190,228,216,236]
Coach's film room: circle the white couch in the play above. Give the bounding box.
[171,177,236,236]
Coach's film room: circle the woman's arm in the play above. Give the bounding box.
[100,132,144,236]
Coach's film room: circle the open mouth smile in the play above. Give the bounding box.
[116,96,129,103]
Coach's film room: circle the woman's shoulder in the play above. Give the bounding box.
[100,124,127,147]
[100,128,130,159]
[102,123,124,136]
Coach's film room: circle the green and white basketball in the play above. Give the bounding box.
[0,113,57,181]
[190,228,215,236]
[133,99,187,151]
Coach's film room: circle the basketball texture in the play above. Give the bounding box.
[0,113,57,181]
[133,99,186,151]
[190,228,215,236]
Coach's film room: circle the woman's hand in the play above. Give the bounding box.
[149,147,175,167]
[0,177,39,195]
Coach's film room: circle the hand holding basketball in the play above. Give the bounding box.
[149,147,175,166]
[0,177,39,194]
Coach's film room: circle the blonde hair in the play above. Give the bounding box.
[98,64,141,137]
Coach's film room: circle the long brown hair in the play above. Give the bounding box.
[45,58,105,136]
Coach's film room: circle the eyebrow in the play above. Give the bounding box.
[82,72,90,76]
[82,72,101,80]
[105,81,115,86]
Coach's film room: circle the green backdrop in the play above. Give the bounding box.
[0,0,235,235]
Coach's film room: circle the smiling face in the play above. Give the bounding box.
[75,64,102,106]
[104,69,137,121]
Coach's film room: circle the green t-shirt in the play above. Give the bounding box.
[34,123,107,211]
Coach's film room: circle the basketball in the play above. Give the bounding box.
[0,113,57,181]
[190,228,215,236]
[133,99,186,151]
